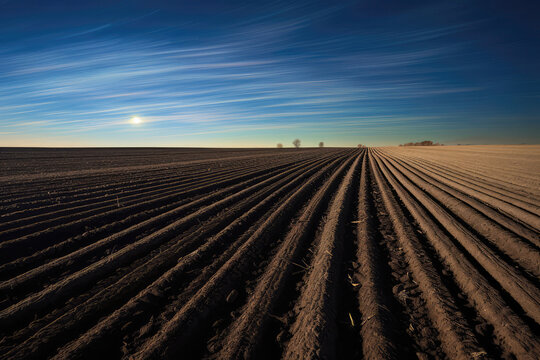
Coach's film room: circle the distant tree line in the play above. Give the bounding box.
[275,139,325,148]
[399,140,443,147]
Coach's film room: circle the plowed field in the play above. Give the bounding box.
[1,146,539,360]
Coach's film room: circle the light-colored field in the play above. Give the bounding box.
[383,145,540,196]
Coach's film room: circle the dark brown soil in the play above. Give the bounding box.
[0,147,539,360]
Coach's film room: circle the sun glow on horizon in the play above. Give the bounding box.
[130,116,142,125]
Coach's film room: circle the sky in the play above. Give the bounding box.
[0,0,539,147]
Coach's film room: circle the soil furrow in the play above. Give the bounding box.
[354,152,398,360]
[0,156,310,266]
[383,148,539,198]
[1,151,348,226]
[0,154,331,288]
[132,152,360,359]
[0,153,336,327]
[388,152,540,223]
[380,151,540,247]
[371,151,488,359]
[0,156,316,245]
[372,153,540,359]
[215,151,362,360]
[376,150,540,278]
[283,154,360,359]
[2,151,351,360]
[376,153,540,324]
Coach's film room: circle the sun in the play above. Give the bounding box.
[130,116,142,125]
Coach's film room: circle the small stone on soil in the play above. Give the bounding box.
[392,284,404,295]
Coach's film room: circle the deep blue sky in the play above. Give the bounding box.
[0,0,539,146]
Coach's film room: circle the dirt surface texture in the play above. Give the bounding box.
[0,145,539,360]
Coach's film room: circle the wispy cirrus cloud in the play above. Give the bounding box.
[63,24,112,39]
[1,1,537,146]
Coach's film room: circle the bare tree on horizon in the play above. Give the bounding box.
[319,141,324,148]
[277,143,283,148]
[293,139,301,148]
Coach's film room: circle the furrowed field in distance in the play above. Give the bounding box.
[0,145,539,359]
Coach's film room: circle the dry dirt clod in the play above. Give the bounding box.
[276,329,287,343]
[138,316,155,337]
[212,319,225,328]
[226,289,239,303]
[471,351,488,359]
[121,321,133,332]
[148,287,164,299]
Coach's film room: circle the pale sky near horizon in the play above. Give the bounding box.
[0,0,539,147]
